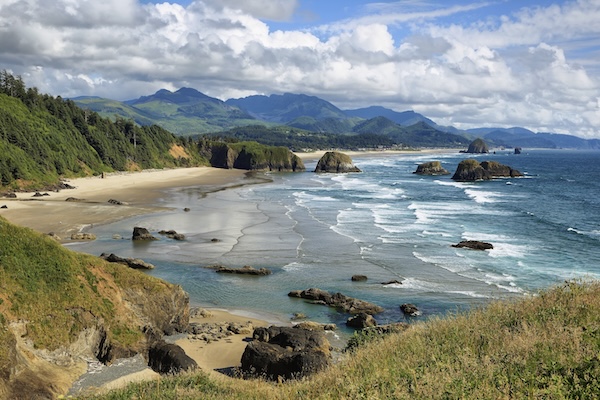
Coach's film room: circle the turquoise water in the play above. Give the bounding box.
[68,149,600,330]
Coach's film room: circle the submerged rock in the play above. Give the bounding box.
[70,233,97,241]
[100,253,156,269]
[214,265,272,276]
[314,151,361,173]
[452,240,494,251]
[288,288,384,314]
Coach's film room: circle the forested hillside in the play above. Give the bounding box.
[0,71,206,190]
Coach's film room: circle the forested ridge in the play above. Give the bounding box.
[0,71,207,190]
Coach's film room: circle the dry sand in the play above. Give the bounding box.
[0,167,249,240]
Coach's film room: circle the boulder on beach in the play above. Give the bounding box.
[413,161,450,175]
[314,151,361,173]
[241,326,331,381]
[288,288,384,314]
[148,340,197,374]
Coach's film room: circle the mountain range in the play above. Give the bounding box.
[73,88,600,150]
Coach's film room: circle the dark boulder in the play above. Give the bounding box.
[132,227,159,241]
[241,326,331,381]
[108,199,128,205]
[314,151,361,173]
[351,274,368,282]
[346,313,377,329]
[148,340,197,374]
[452,240,494,250]
[413,161,450,175]
[288,288,384,314]
[514,147,522,154]
[100,253,156,269]
[400,303,421,317]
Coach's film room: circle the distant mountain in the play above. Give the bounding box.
[74,88,259,136]
[353,117,470,148]
[345,106,435,126]
[467,127,600,149]
[226,93,348,123]
[74,87,599,149]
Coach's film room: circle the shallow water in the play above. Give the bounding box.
[68,149,600,330]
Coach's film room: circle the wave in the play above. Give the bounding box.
[464,188,504,204]
[567,227,600,240]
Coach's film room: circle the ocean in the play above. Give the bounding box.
[67,149,600,332]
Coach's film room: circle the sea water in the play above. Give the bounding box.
[67,149,600,330]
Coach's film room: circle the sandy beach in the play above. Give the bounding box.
[0,167,250,240]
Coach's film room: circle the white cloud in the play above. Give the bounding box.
[0,0,599,138]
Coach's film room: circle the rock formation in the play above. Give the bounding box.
[208,142,305,172]
[132,226,159,241]
[346,313,377,329]
[100,253,156,269]
[214,265,272,276]
[452,240,494,250]
[241,326,331,381]
[158,229,185,240]
[288,288,384,314]
[463,138,489,153]
[452,159,523,181]
[514,147,522,154]
[314,151,361,173]
[351,274,368,282]
[148,340,197,374]
[70,232,97,241]
[400,303,422,317]
[413,161,450,175]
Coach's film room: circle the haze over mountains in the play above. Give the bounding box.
[74,87,600,150]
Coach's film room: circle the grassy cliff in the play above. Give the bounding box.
[0,217,189,398]
[85,280,600,399]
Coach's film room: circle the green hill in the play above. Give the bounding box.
[0,72,207,190]
[75,88,260,136]
[0,217,190,398]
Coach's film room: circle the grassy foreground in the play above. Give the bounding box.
[83,280,600,399]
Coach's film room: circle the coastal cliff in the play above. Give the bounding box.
[0,217,189,399]
[452,159,523,181]
[208,142,305,171]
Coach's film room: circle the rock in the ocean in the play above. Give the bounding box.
[413,161,450,175]
[452,240,494,250]
[158,229,186,240]
[70,233,97,241]
[351,274,368,282]
[346,313,377,329]
[400,303,422,317]
[132,227,158,241]
[514,147,522,154]
[214,265,272,276]
[463,138,489,154]
[452,159,523,181]
[288,288,384,314]
[314,151,361,173]
[100,253,156,269]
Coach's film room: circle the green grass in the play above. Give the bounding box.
[81,280,600,399]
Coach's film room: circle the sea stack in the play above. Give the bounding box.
[452,159,523,181]
[314,151,361,173]
[413,161,450,175]
[463,138,489,154]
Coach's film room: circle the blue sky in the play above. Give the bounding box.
[1,0,599,137]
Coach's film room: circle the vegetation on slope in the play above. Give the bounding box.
[85,280,600,399]
[0,71,207,190]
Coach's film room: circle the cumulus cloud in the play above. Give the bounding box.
[0,0,598,137]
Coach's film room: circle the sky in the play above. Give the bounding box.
[1,0,600,138]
